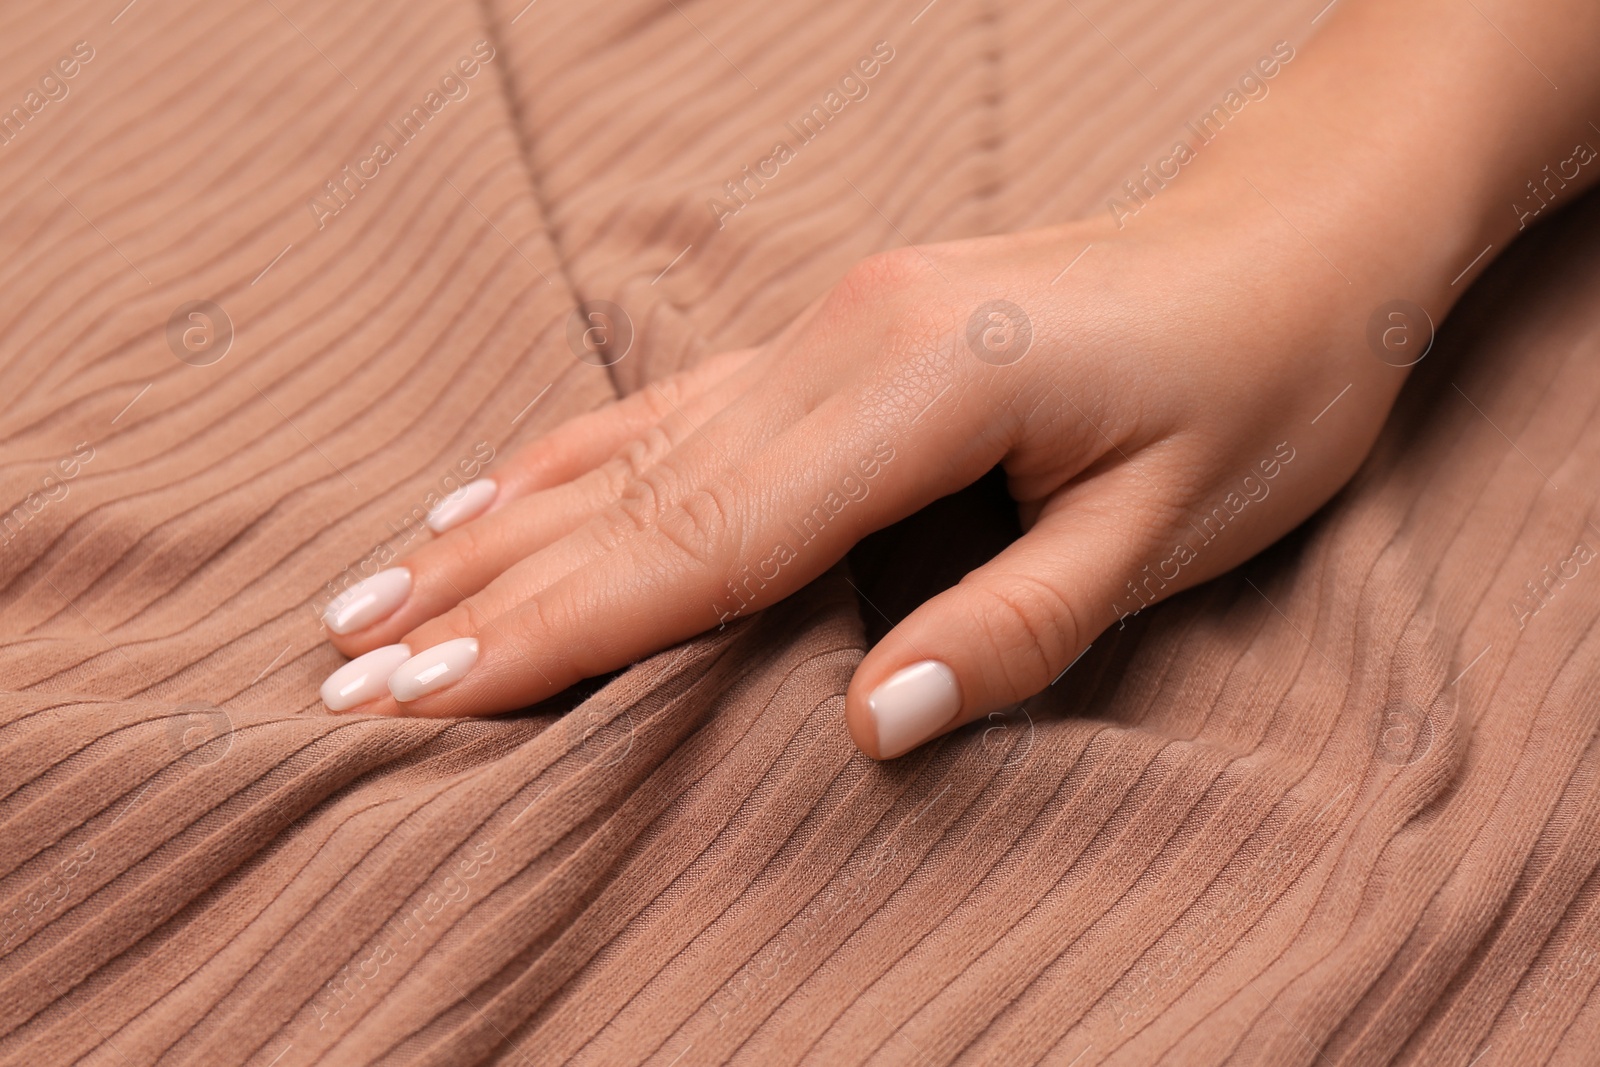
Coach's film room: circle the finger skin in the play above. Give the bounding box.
[843,484,1145,758]
[327,416,699,657]
[328,224,1363,735]
[316,0,1600,758]
[327,352,764,657]
[348,384,1016,717]
[340,245,1117,719]
[484,348,757,505]
[325,482,601,658]
[842,430,1352,758]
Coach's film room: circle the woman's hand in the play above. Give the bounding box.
[317,194,1399,757]
[317,0,1600,755]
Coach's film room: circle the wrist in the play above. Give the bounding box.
[1143,0,1599,325]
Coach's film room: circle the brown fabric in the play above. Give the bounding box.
[2,0,1599,1063]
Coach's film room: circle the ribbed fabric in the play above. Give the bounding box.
[2,0,1598,1063]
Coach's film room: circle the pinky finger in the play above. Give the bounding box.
[428,348,757,533]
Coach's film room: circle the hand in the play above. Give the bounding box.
[315,0,1600,757]
[316,193,1399,758]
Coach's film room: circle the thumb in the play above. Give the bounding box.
[845,472,1173,759]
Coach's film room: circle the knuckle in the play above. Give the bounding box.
[828,248,934,318]
[588,457,686,550]
[654,481,740,571]
[971,576,1080,693]
[511,592,555,650]
[408,598,485,648]
[448,596,493,636]
[622,423,679,478]
[589,491,657,551]
[598,424,679,501]
[522,589,603,680]
[596,454,633,501]
[437,519,494,577]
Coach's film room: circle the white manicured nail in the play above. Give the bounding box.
[388,638,479,702]
[427,478,498,533]
[321,644,412,712]
[322,568,412,635]
[867,661,962,758]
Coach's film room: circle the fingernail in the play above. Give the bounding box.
[322,568,411,635]
[426,478,498,533]
[388,638,479,702]
[867,661,962,758]
[321,644,412,712]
